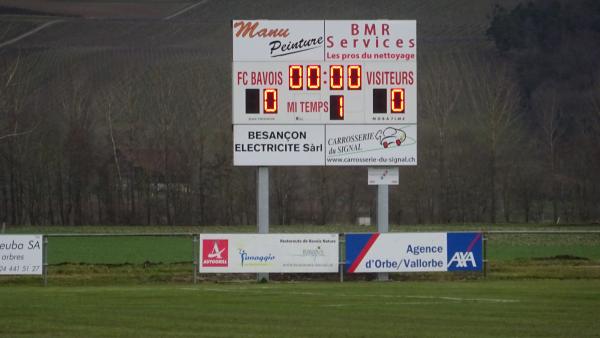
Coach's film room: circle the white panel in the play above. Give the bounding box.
[0,235,43,275]
[233,20,324,61]
[325,20,417,61]
[234,125,325,165]
[325,124,417,166]
[354,233,447,273]
[199,234,339,273]
[368,167,399,185]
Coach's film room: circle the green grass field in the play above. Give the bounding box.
[2,225,599,337]
[1,280,599,337]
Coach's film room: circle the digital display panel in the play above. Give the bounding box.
[233,60,415,124]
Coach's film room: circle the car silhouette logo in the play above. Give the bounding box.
[375,127,406,148]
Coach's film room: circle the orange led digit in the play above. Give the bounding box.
[329,95,344,120]
[348,65,361,90]
[329,65,343,90]
[263,88,278,113]
[391,88,405,113]
[307,65,321,90]
[289,65,303,90]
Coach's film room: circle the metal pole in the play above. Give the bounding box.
[483,232,488,279]
[43,235,48,286]
[377,184,389,281]
[339,234,344,283]
[257,167,269,282]
[193,234,198,284]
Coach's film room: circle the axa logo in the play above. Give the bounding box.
[202,239,228,267]
[448,251,477,268]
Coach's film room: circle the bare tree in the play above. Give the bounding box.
[464,56,521,223]
[0,54,40,224]
[147,67,178,225]
[532,83,564,223]
[58,67,96,225]
[420,53,463,223]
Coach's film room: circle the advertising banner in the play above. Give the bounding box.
[345,232,482,273]
[234,125,325,166]
[233,20,324,61]
[0,235,43,275]
[325,20,416,62]
[199,234,339,273]
[325,124,417,166]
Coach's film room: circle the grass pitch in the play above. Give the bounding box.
[2,225,600,336]
[1,280,599,337]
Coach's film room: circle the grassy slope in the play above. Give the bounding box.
[0,19,45,42]
[0,280,599,337]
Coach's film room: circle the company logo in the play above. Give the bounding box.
[233,21,324,58]
[202,240,228,267]
[239,249,275,267]
[233,21,290,38]
[301,247,325,258]
[292,246,326,262]
[448,251,477,268]
[375,127,406,149]
[447,233,482,271]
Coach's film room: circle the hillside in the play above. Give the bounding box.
[1,0,598,227]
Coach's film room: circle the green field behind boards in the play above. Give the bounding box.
[3,224,600,282]
[6,225,596,264]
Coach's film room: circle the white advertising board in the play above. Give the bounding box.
[234,125,324,166]
[233,20,324,61]
[232,20,416,63]
[199,234,339,273]
[325,21,416,61]
[0,235,43,275]
[345,233,484,273]
[234,124,416,166]
[232,20,417,167]
[368,167,399,185]
[325,124,416,166]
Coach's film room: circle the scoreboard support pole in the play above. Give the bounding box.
[257,166,270,282]
[377,184,390,281]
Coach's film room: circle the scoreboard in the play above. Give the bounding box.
[232,20,417,166]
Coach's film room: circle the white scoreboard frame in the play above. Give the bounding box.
[232,20,417,166]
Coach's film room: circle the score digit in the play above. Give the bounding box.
[263,89,278,113]
[330,95,344,120]
[348,65,361,90]
[391,88,405,113]
[289,65,303,90]
[307,65,321,90]
[329,65,344,90]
